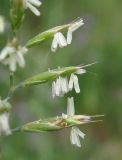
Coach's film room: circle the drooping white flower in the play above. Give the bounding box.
[70,126,85,147]
[68,68,86,93]
[51,67,86,98]
[62,97,103,147]
[67,97,75,116]
[69,73,80,93]
[67,18,84,44]
[0,113,11,136]
[67,97,85,147]
[0,45,28,72]
[51,32,67,52]
[52,76,69,98]
[22,0,42,16]
[0,15,5,34]
[0,99,11,136]
[51,19,84,52]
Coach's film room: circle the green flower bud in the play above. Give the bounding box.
[10,0,25,32]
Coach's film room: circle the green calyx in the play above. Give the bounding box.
[17,66,79,88]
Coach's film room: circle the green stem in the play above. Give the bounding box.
[11,126,21,133]
[10,71,14,88]
[7,71,14,100]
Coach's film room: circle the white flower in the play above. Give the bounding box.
[70,127,85,147]
[69,73,80,93]
[62,97,103,147]
[67,18,84,44]
[68,68,86,93]
[0,45,28,72]
[23,0,42,16]
[52,76,69,98]
[67,97,85,147]
[51,32,67,52]
[0,99,11,136]
[0,15,5,34]
[51,19,84,52]
[0,113,11,136]
[51,67,86,98]
[67,97,75,116]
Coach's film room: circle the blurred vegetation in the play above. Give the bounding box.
[0,0,122,160]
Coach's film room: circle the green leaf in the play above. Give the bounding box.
[26,24,70,48]
[17,66,79,88]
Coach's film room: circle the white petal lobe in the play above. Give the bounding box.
[51,36,58,52]
[73,127,85,139]
[69,73,80,93]
[67,97,75,116]
[55,32,67,48]
[73,74,80,93]
[70,127,82,147]
[27,3,40,16]
[68,74,74,91]
[29,0,42,7]
[67,30,72,44]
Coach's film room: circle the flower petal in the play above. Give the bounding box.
[67,97,75,116]
[73,74,80,93]
[67,30,72,44]
[17,51,25,67]
[52,81,56,98]
[73,127,85,139]
[55,32,67,48]
[61,77,69,93]
[55,78,61,96]
[0,46,14,61]
[0,113,11,135]
[68,74,74,91]
[28,0,42,7]
[69,74,80,93]
[70,127,81,147]
[9,58,16,72]
[27,3,40,16]
[51,36,58,52]
[70,127,77,145]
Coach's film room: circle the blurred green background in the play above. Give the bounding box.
[0,0,122,159]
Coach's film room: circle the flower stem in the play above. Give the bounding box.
[11,126,21,133]
[7,71,15,100]
[10,71,14,88]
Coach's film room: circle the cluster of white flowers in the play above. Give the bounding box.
[52,76,69,98]
[52,68,86,98]
[51,18,84,52]
[0,0,100,150]
[22,0,42,16]
[50,18,90,147]
[0,44,28,72]
[0,99,11,136]
[62,97,88,147]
